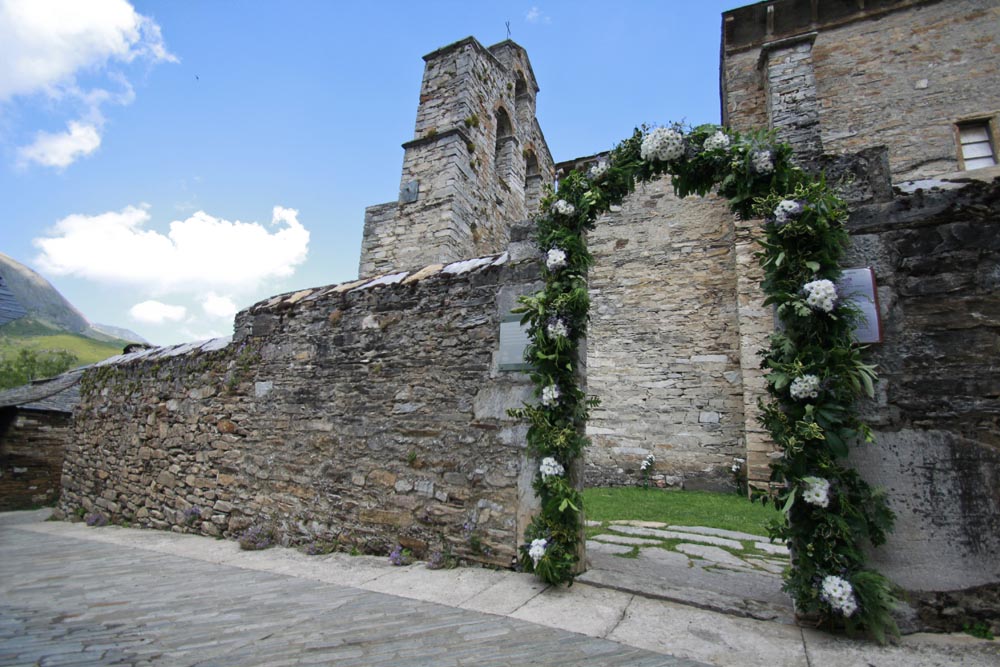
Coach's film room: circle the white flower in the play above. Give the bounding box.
[528,538,548,566]
[773,199,803,225]
[803,279,837,313]
[639,454,655,471]
[752,149,774,174]
[546,318,569,339]
[539,457,565,480]
[802,476,830,508]
[553,199,576,216]
[703,130,730,152]
[789,374,821,400]
[541,384,561,407]
[588,161,609,179]
[641,127,685,162]
[820,575,859,617]
[545,248,567,271]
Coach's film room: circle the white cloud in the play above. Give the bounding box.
[34,205,310,295]
[525,6,550,24]
[0,0,175,101]
[18,121,101,167]
[130,300,186,324]
[0,0,176,167]
[201,293,238,319]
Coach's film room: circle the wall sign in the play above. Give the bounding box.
[499,313,531,371]
[837,267,883,344]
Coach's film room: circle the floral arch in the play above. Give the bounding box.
[513,123,898,642]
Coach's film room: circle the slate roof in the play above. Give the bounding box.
[0,273,28,327]
[0,368,84,413]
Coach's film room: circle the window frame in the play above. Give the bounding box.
[954,114,999,172]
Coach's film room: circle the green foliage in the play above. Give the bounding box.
[513,121,899,643]
[0,348,78,389]
[963,622,995,640]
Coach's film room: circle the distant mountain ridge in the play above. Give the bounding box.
[0,252,147,344]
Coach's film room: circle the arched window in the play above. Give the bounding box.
[514,71,530,126]
[495,107,514,177]
[524,149,542,213]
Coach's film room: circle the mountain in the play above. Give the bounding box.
[0,252,91,334]
[0,253,148,367]
[90,322,148,344]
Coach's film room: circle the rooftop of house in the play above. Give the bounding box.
[0,368,84,414]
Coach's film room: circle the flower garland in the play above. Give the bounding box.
[511,122,899,642]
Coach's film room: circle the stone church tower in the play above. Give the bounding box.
[359,38,555,279]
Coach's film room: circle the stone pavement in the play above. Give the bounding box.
[2,510,998,667]
[580,521,794,622]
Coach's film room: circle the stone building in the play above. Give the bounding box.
[0,370,81,510]
[359,37,555,279]
[55,0,998,626]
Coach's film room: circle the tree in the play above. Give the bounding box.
[0,349,78,390]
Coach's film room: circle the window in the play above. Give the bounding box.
[494,107,514,177]
[957,120,997,170]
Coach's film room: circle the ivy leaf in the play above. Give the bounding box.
[558,498,579,512]
[781,488,796,516]
[805,261,820,272]
[826,429,849,458]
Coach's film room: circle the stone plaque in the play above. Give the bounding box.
[837,267,882,344]
[499,314,531,371]
[400,180,419,204]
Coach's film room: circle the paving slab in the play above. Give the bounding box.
[609,594,809,667]
[510,582,635,638]
[800,627,1000,667]
[666,525,769,542]
[586,539,639,556]
[755,541,790,556]
[578,543,794,623]
[744,556,787,574]
[362,563,510,606]
[457,572,549,615]
[610,520,669,528]
[591,533,664,546]
[676,543,748,568]
[610,525,743,549]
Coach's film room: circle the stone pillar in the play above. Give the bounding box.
[733,215,778,491]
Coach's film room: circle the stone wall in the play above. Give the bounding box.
[585,175,747,490]
[844,173,1000,594]
[723,0,1000,180]
[57,254,542,567]
[359,38,554,278]
[0,408,69,510]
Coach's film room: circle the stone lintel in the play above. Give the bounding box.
[401,127,472,152]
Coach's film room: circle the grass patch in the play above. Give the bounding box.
[0,331,128,367]
[583,487,780,536]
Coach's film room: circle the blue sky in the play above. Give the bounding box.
[0,0,747,345]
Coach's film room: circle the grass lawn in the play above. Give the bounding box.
[583,487,781,536]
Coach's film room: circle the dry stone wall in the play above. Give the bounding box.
[58,254,542,567]
[0,409,69,510]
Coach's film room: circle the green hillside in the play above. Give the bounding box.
[0,318,129,367]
